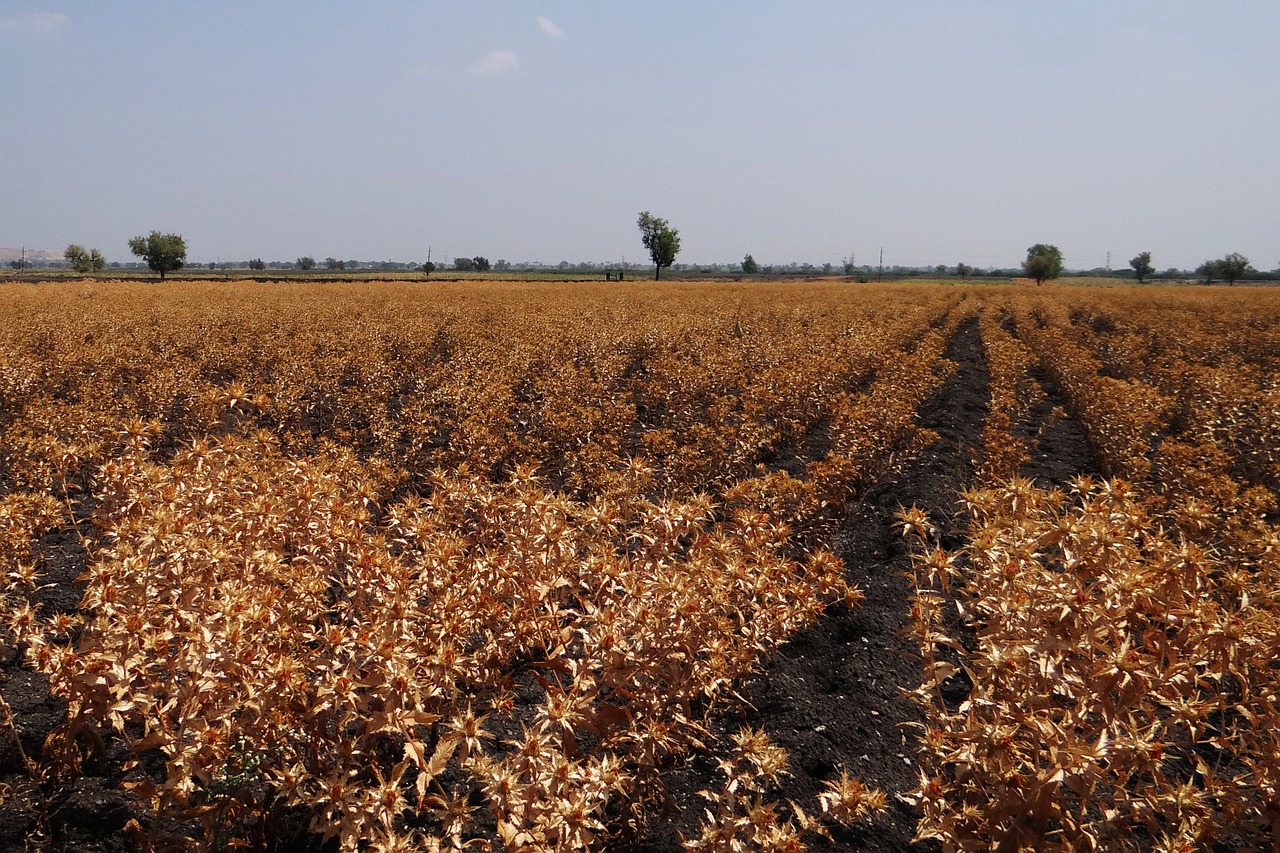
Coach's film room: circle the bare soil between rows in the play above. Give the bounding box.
[628,314,1096,851]
[1,314,1099,852]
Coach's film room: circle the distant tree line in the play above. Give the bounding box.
[19,254,1274,282]
[9,224,1274,285]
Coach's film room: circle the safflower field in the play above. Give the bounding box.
[1,279,1278,852]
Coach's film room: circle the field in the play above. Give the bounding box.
[1,279,1278,852]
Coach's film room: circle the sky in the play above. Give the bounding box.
[3,2,1278,270]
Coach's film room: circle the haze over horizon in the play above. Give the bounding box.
[4,2,1277,271]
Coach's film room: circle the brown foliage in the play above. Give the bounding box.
[1,280,959,849]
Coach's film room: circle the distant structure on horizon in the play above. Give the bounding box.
[0,247,63,263]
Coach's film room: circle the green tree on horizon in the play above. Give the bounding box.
[637,211,681,280]
[65,244,106,274]
[1218,252,1250,284]
[1129,251,1154,283]
[1023,244,1064,285]
[128,231,186,279]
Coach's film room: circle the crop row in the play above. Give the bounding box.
[908,288,1280,851]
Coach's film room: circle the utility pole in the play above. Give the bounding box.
[878,247,884,282]
[1106,251,1111,272]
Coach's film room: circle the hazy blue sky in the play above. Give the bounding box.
[3,2,1277,269]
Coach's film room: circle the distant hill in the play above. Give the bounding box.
[0,248,63,263]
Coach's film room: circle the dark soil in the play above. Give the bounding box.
[1016,363,1097,489]
[0,312,1103,852]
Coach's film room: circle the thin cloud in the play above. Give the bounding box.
[536,16,564,39]
[469,51,519,76]
[0,12,69,35]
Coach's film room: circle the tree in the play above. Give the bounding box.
[128,231,187,279]
[1218,252,1250,284]
[296,256,316,270]
[421,261,436,277]
[472,256,491,272]
[1129,251,1154,283]
[741,254,759,274]
[842,255,856,276]
[64,244,87,271]
[1196,260,1222,284]
[65,244,106,274]
[956,262,972,278]
[454,257,475,272]
[637,211,681,280]
[325,257,345,270]
[248,258,266,270]
[1023,244,1064,285]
